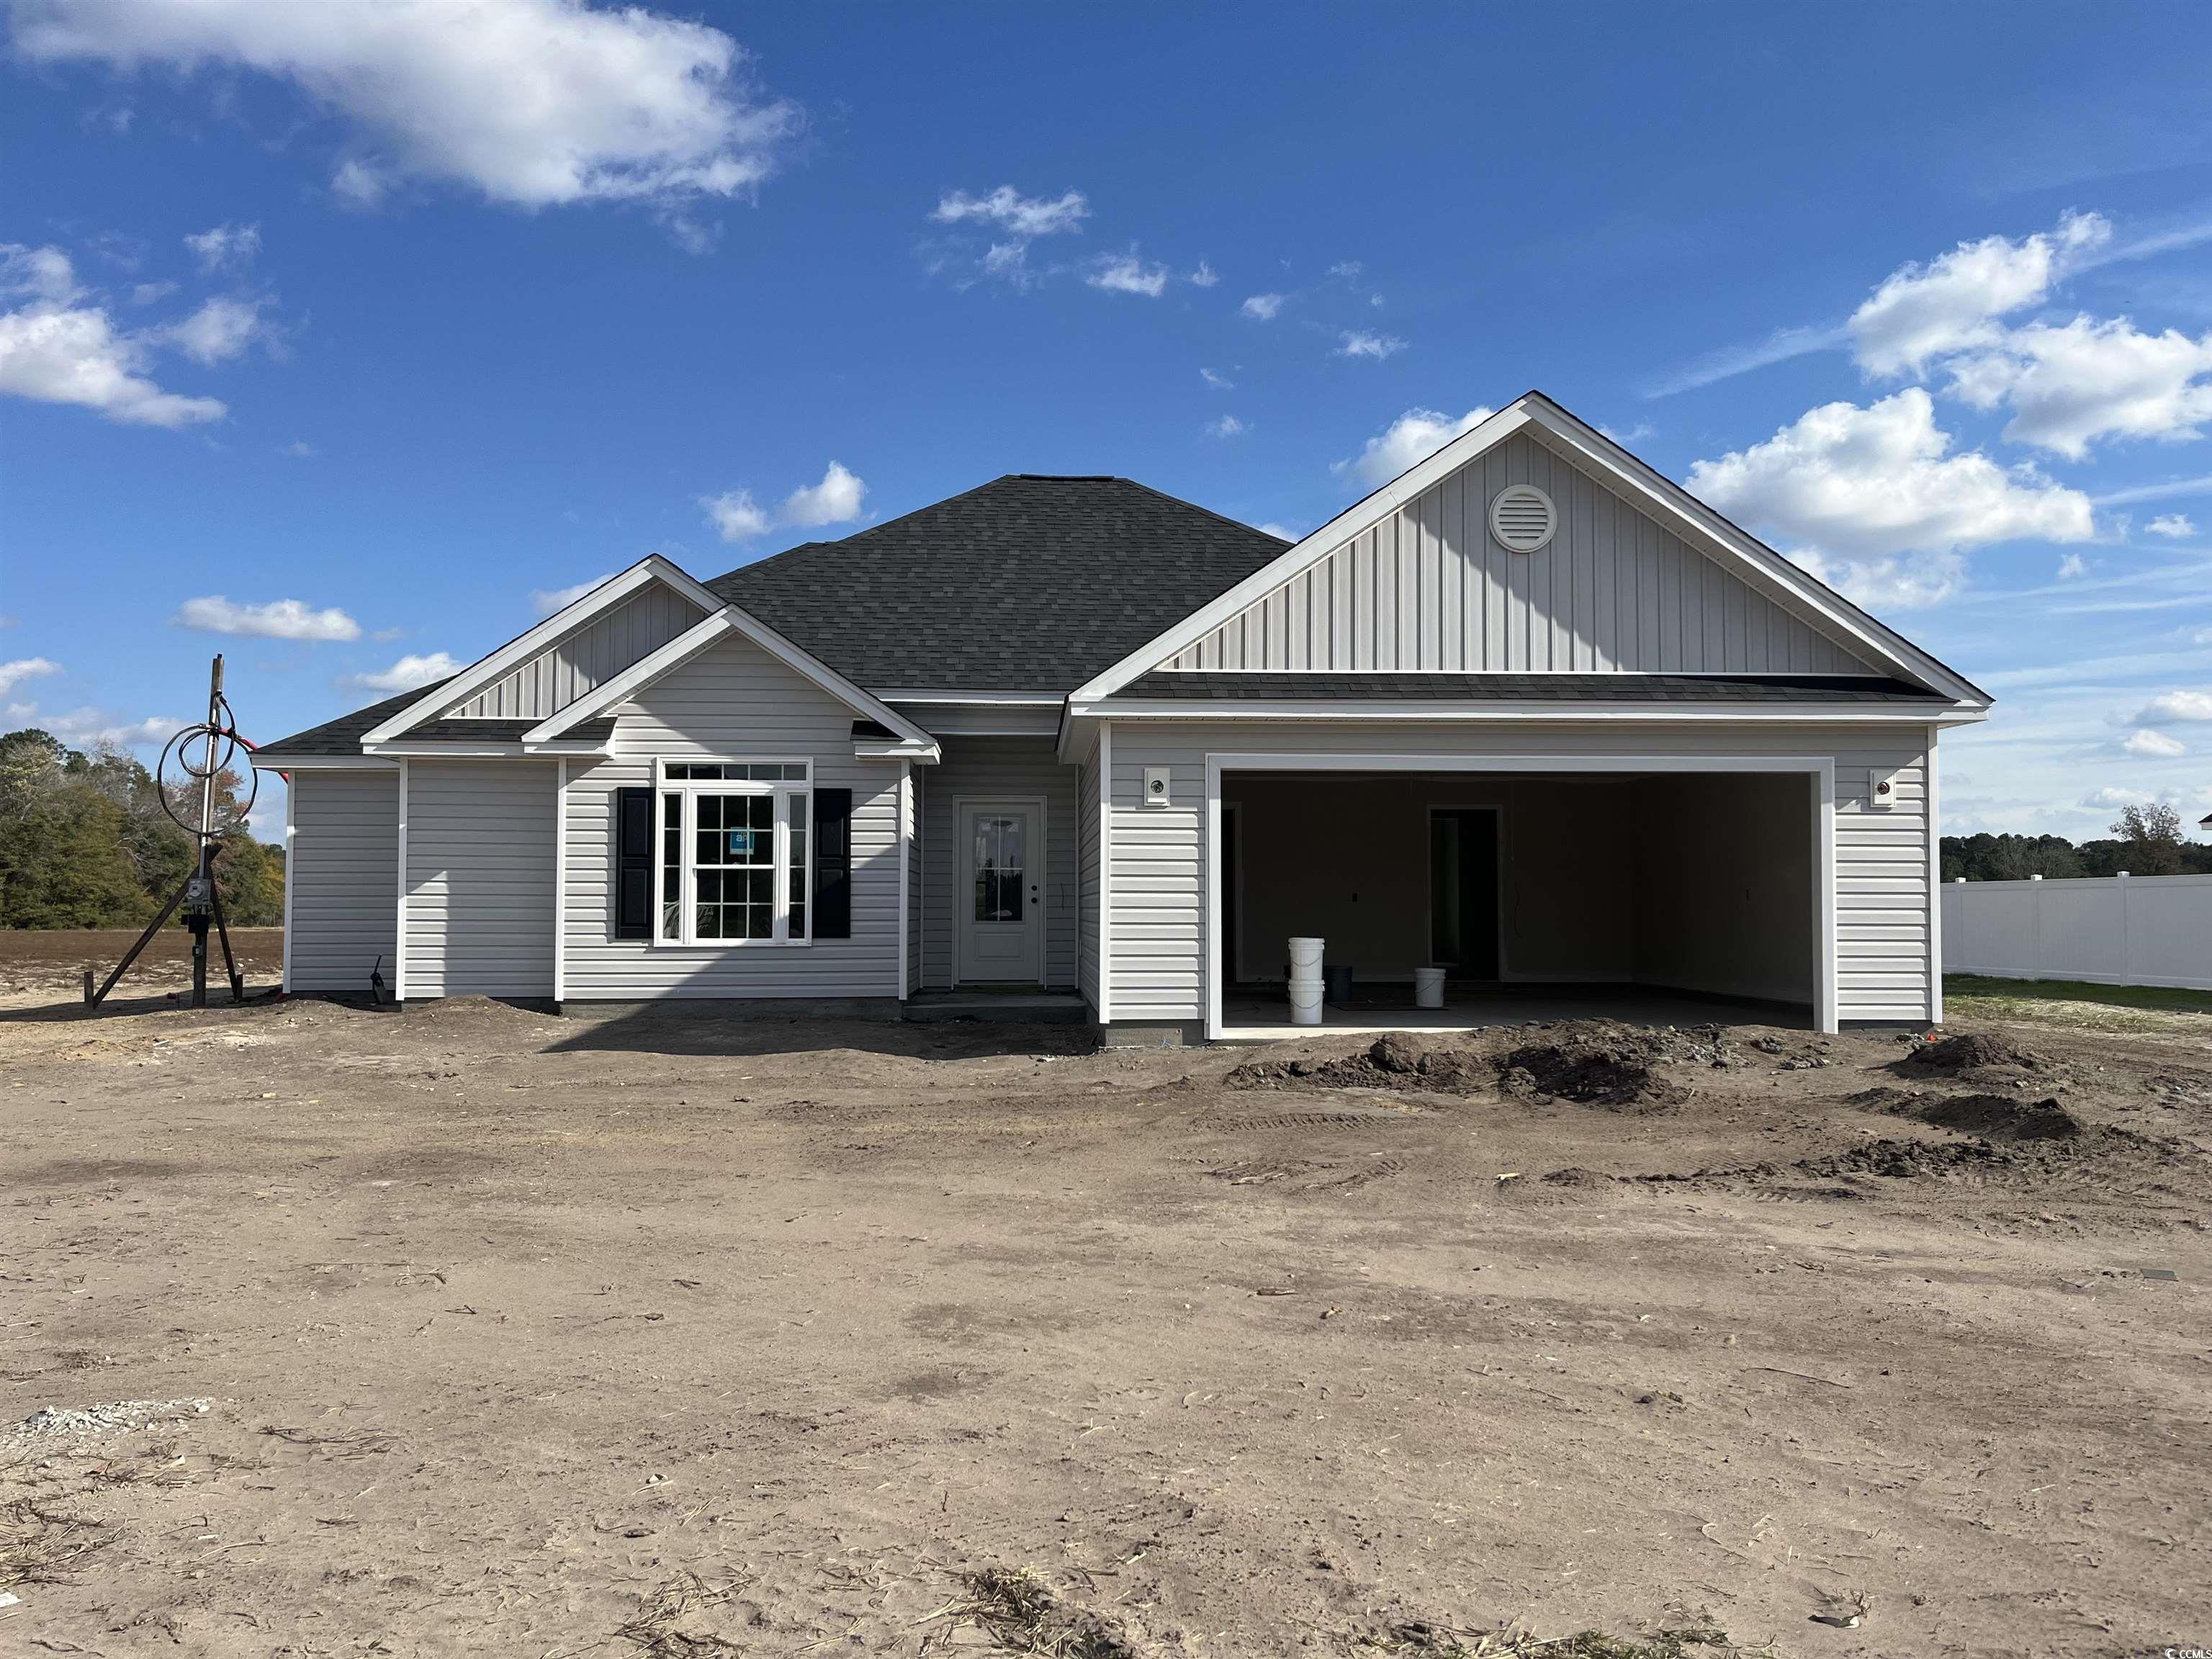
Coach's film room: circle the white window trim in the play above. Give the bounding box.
[650,757,817,949]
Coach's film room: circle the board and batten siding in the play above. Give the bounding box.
[287,769,399,994]
[446,585,706,719]
[561,630,904,999]
[403,760,557,997]
[919,737,1079,989]
[1165,433,1877,676]
[1103,721,1935,1028]
[1077,745,1102,1012]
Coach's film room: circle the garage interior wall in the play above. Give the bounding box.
[1221,770,1813,1006]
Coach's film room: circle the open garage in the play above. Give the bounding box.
[1215,759,1825,1037]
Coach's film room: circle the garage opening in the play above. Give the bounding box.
[1217,767,1820,1037]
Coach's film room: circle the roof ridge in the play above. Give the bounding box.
[1112,476,1291,545]
[706,474,1020,588]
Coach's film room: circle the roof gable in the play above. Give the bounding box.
[1161,428,1883,677]
[1074,394,1990,707]
[705,475,1288,693]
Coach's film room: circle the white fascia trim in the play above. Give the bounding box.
[1070,405,1535,702]
[522,604,938,750]
[360,555,722,744]
[252,755,399,770]
[877,688,1064,705]
[1073,699,1988,726]
[1071,392,1989,711]
[1515,397,1989,708]
[855,739,943,762]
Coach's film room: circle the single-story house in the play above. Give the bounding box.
[253,392,1989,1040]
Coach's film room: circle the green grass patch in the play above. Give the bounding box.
[1944,974,2212,1034]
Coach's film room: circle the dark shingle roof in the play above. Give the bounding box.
[257,684,612,757]
[1119,672,1944,703]
[705,475,1289,693]
[256,684,446,757]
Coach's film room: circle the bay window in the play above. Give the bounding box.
[653,760,811,945]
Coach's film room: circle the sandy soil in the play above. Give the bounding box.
[1,963,2207,1656]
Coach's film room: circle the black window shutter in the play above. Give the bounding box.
[615,786,652,940]
[812,787,852,939]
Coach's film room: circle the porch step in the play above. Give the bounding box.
[903,990,1090,1025]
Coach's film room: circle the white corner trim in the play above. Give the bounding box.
[282,780,295,995]
[1097,719,1112,1024]
[1926,727,1942,1026]
[898,761,911,1002]
[521,603,938,750]
[554,759,567,1006]
[394,759,410,1003]
[1070,405,1534,702]
[360,555,722,744]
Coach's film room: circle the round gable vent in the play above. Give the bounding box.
[1489,484,1557,553]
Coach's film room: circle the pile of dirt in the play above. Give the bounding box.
[1851,1085,2083,1143]
[1798,1138,2012,1181]
[1899,1032,2047,1077]
[1227,1034,1488,1093]
[1495,1023,1735,1110]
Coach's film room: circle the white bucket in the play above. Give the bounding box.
[1288,936,1326,979]
[1414,966,1447,1009]
[1287,979,1325,1026]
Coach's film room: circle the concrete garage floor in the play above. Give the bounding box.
[1220,981,1814,1040]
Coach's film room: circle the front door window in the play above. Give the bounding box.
[972,814,1025,922]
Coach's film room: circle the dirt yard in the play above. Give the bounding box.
[1,937,2207,1657]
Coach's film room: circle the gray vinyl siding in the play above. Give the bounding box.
[287,769,398,994]
[1166,433,1877,675]
[403,760,557,997]
[1104,720,1934,1025]
[562,631,904,999]
[1077,745,1101,1012]
[918,736,1079,989]
[447,585,706,719]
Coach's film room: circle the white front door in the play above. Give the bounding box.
[957,801,1043,984]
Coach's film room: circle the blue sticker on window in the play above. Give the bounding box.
[726,830,756,857]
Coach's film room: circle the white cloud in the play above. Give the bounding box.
[174,595,362,641]
[1204,414,1246,439]
[978,240,1035,288]
[0,244,225,428]
[531,573,614,615]
[2122,729,2185,757]
[1188,260,1218,288]
[1849,209,2109,377]
[1241,292,1284,321]
[1254,522,1299,541]
[1339,406,1494,489]
[2079,785,2151,810]
[701,487,770,541]
[184,222,259,271]
[349,652,462,693]
[1686,388,2095,608]
[14,0,800,214]
[1086,250,1168,298]
[1943,315,2212,459]
[18,703,185,747]
[781,459,866,527]
[158,295,271,366]
[280,438,315,457]
[1199,367,1233,391]
[2136,689,2212,724]
[128,279,176,306]
[1335,330,1406,361]
[2057,552,2089,578]
[930,186,1087,238]
[2147,513,2197,537]
[0,657,60,696]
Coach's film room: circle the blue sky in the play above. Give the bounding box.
[4,1,2210,839]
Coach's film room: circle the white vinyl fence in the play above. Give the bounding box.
[1942,873,2212,990]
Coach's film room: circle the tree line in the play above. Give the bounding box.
[0,728,284,928]
[1942,801,2210,882]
